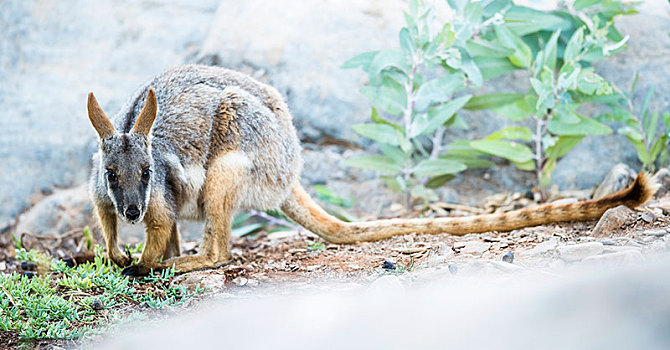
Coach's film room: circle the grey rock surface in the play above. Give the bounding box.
[557,242,605,262]
[1,0,669,225]
[0,0,220,222]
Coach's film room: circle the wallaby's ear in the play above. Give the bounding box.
[87,92,116,139]
[132,89,157,136]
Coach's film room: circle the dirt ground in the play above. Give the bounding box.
[4,191,670,349]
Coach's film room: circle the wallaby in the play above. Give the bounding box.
[87,64,657,277]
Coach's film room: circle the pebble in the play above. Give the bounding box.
[642,229,667,236]
[22,271,35,279]
[448,264,458,275]
[232,277,248,287]
[502,252,514,263]
[557,242,604,262]
[246,279,260,287]
[456,241,491,255]
[522,239,558,256]
[20,261,37,271]
[639,212,656,223]
[590,205,634,237]
[91,299,104,311]
[382,260,396,270]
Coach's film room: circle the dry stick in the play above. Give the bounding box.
[1,286,15,306]
[20,229,84,252]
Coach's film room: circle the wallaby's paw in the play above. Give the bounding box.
[121,263,163,278]
[112,254,133,268]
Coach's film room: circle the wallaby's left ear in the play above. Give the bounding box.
[132,89,157,136]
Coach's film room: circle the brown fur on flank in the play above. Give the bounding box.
[87,65,658,276]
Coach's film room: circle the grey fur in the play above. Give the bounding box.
[90,64,302,228]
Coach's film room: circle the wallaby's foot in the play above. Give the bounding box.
[110,252,133,268]
[121,263,164,278]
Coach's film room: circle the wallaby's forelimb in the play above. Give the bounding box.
[96,207,130,267]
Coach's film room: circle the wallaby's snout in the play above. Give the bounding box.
[125,205,141,221]
[88,89,158,225]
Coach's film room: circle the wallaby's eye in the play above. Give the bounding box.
[142,169,151,180]
[106,170,117,183]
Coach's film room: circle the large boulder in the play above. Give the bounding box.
[0,0,220,222]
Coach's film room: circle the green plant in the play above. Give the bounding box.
[343,0,635,206]
[1,248,203,341]
[464,0,636,197]
[604,74,670,172]
[312,185,357,222]
[342,0,496,208]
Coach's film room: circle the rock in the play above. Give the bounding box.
[246,279,260,287]
[196,0,405,143]
[448,264,458,275]
[642,229,668,237]
[173,273,225,293]
[455,241,491,256]
[522,238,558,256]
[557,242,605,262]
[14,185,95,237]
[639,212,656,224]
[652,168,670,198]
[590,205,636,237]
[581,251,643,267]
[381,260,396,270]
[502,252,514,263]
[0,0,221,223]
[232,277,248,287]
[91,299,104,311]
[592,164,636,199]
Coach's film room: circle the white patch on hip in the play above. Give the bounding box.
[179,163,206,219]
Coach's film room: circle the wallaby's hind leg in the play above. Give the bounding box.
[122,152,245,277]
[163,223,182,259]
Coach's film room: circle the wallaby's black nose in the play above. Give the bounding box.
[125,205,140,221]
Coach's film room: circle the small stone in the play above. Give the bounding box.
[639,211,656,223]
[448,264,458,275]
[557,242,604,262]
[457,241,491,256]
[246,279,260,287]
[626,240,642,247]
[642,229,667,236]
[22,271,35,279]
[502,252,514,263]
[232,277,248,286]
[91,299,104,311]
[304,265,320,272]
[0,261,5,271]
[522,238,558,256]
[20,261,37,271]
[381,260,396,270]
[389,203,404,212]
[591,205,635,237]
